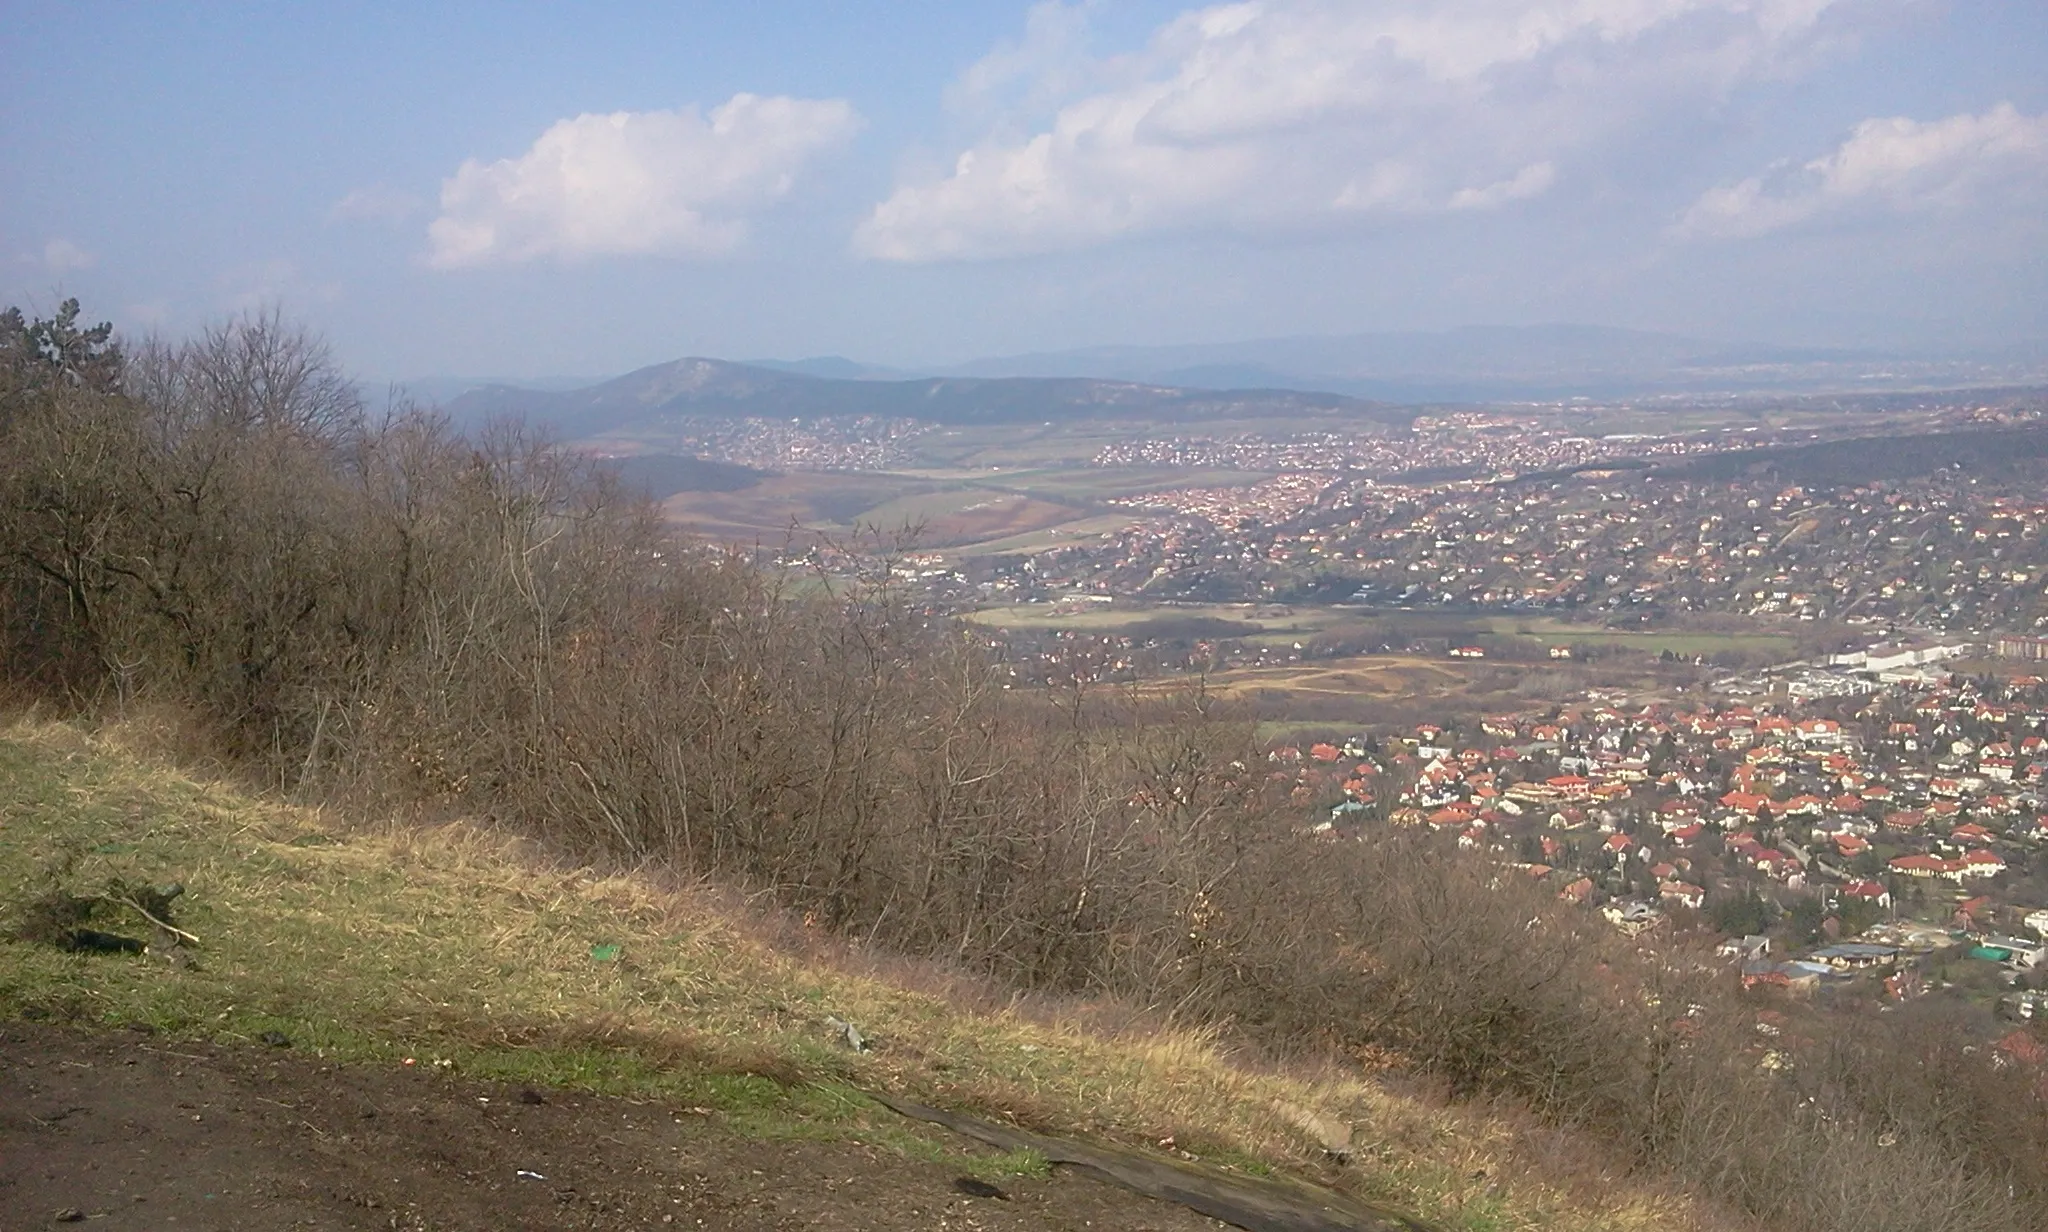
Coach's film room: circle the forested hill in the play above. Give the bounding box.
[1649,419,2048,485]
[440,356,1409,435]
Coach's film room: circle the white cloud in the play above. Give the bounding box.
[946,1,1097,122]
[1447,162,1558,211]
[42,238,96,273]
[858,0,1858,261]
[428,94,861,269]
[330,184,423,225]
[1678,103,2048,238]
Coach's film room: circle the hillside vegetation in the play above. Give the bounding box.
[1648,421,2048,484]
[0,716,1681,1232]
[3,301,2043,1232]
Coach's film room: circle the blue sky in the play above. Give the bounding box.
[3,1,2044,381]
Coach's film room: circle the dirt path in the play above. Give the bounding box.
[878,1099,1425,1232]
[1,1023,1225,1231]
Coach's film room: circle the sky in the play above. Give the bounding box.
[3,1,2045,381]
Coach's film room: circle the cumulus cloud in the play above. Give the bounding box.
[946,0,1098,122]
[1447,162,1558,211]
[1678,102,2048,238]
[41,238,96,273]
[429,94,861,269]
[856,0,1859,261]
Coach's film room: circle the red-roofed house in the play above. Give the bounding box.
[1996,1030,2047,1066]
[1796,718,1844,745]
[1548,775,1592,800]
[1891,854,1964,882]
[1961,849,2007,879]
[1659,881,1705,910]
[1721,790,1771,815]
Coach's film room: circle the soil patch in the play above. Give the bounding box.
[881,1097,1427,1232]
[1,1022,1226,1231]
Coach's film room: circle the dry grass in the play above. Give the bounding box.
[0,716,1710,1232]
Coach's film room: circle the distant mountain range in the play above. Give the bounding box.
[421,325,2048,425]
[928,325,2048,401]
[440,357,1405,438]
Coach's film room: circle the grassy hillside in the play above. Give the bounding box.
[0,717,1698,1232]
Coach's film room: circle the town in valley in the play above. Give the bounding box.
[560,379,2048,1036]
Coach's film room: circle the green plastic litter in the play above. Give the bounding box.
[589,943,622,962]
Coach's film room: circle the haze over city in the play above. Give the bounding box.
[5,0,2045,382]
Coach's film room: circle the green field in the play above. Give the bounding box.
[663,460,1295,555]
[968,603,1801,658]
[974,466,1279,499]
[966,601,1350,642]
[1470,616,1799,657]
[944,514,1142,556]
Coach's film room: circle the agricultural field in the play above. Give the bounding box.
[1153,653,1680,731]
[1209,652,1716,731]
[948,514,1140,556]
[848,489,1084,547]
[970,601,1738,728]
[659,471,924,544]
[966,601,1346,644]
[967,602,1801,661]
[1199,655,1480,704]
[1467,616,1801,659]
[965,465,1279,500]
[660,462,1282,554]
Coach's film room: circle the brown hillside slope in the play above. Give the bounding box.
[0,718,1701,1232]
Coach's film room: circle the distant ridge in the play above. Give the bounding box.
[741,356,907,380]
[442,357,1408,438]
[388,373,601,408]
[414,326,2048,413]
[935,325,2048,400]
